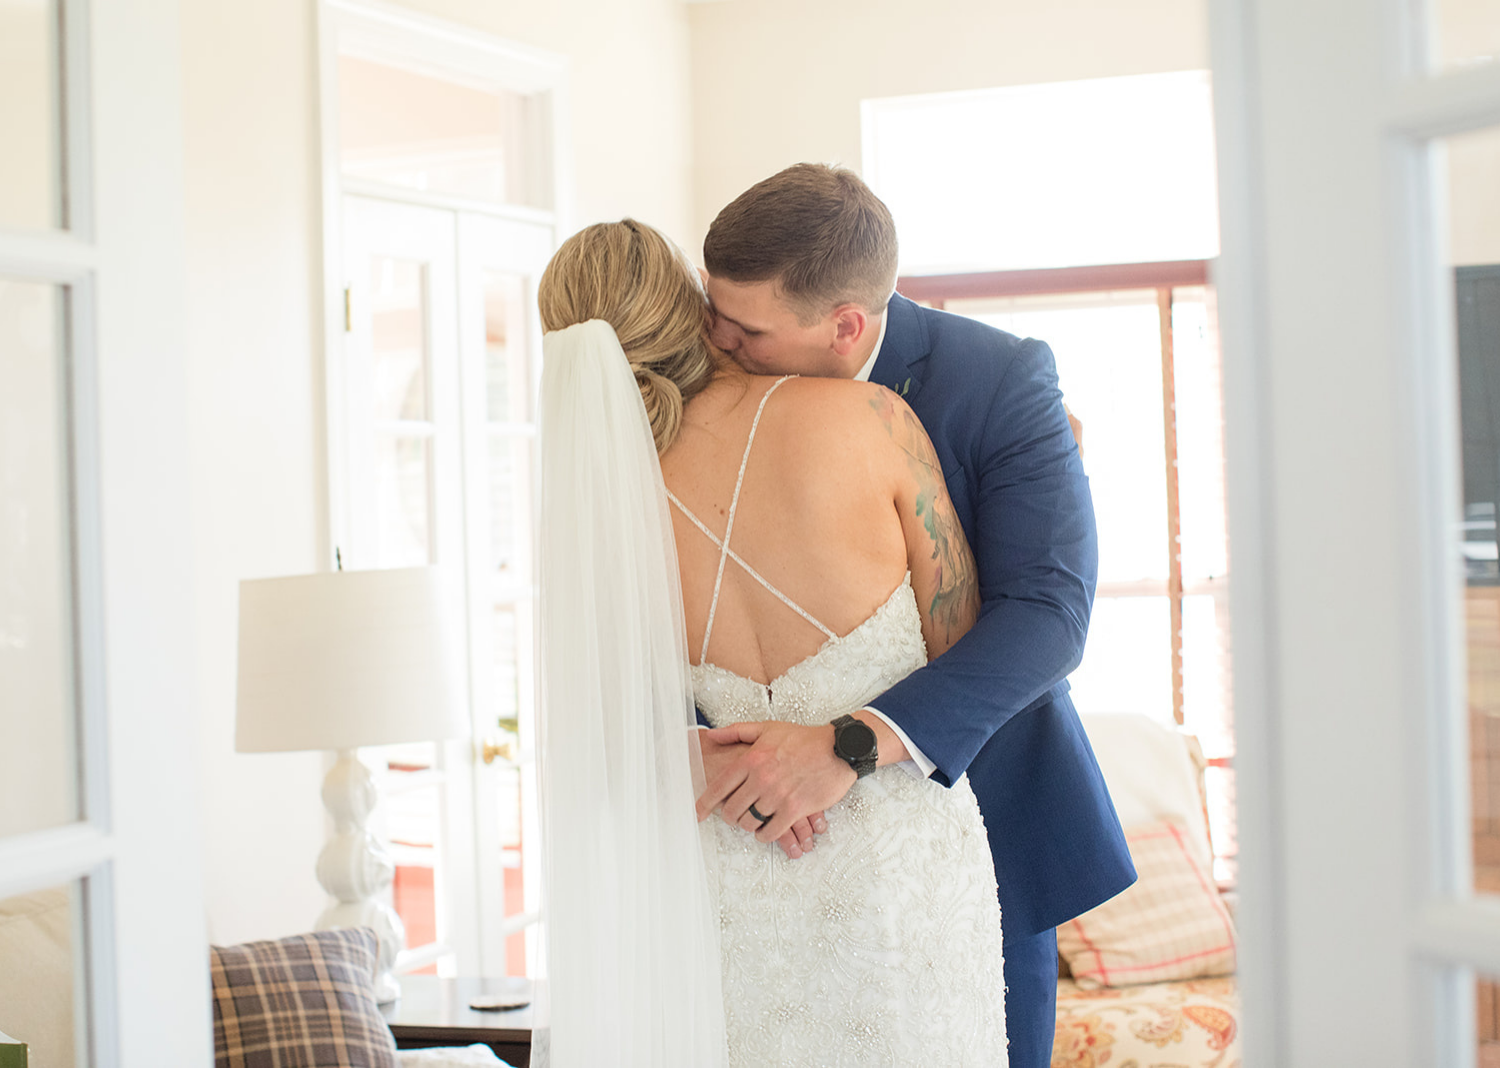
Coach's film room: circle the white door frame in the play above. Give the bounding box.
[1211,0,1500,1062]
[0,0,208,1063]
[317,0,567,979]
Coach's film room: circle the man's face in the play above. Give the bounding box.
[705,275,856,379]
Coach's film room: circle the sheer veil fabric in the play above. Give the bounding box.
[532,319,729,1068]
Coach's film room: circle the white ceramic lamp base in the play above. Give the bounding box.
[313,749,405,1003]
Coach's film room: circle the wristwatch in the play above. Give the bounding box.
[831,714,878,779]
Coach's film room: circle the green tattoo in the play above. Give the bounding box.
[869,392,979,643]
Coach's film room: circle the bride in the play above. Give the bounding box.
[531,218,1008,1067]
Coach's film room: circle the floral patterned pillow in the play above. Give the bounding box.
[1058,818,1236,989]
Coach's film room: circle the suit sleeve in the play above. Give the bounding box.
[869,337,1098,788]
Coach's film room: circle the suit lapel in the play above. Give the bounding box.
[869,293,931,405]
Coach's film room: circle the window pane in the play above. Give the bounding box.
[952,292,1168,582]
[864,72,1218,273]
[489,435,533,583]
[0,0,61,229]
[0,881,85,1066]
[369,257,427,422]
[338,56,547,209]
[1068,596,1173,721]
[1173,288,1229,582]
[484,271,531,423]
[1431,0,1500,73]
[1443,125,1500,896]
[374,435,431,567]
[0,279,78,837]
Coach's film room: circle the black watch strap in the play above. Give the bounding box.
[832,714,878,779]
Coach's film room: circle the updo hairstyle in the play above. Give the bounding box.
[538,219,717,453]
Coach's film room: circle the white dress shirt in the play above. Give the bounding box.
[852,312,937,779]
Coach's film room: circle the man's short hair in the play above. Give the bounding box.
[704,163,898,323]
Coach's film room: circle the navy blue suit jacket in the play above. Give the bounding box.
[868,294,1135,938]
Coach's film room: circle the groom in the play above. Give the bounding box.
[695,164,1136,1067]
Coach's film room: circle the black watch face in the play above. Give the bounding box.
[837,720,878,761]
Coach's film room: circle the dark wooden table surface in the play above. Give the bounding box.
[381,975,535,1066]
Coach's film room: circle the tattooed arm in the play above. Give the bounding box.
[869,388,981,659]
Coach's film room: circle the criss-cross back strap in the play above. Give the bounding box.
[667,375,834,664]
[665,488,838,646]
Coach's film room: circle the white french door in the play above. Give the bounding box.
[339,195,552,979]
[0,0,208,1064]
[456,213,551,977]
[1213,0,1500,1063]
[320,0,564,981]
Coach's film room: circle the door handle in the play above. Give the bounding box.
[482,737,518,765]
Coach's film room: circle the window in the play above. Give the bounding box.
[862,71,1219,275]
[902,264,1236,886]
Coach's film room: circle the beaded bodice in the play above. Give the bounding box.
[673,374,1009,1065]
[691,574,925,730]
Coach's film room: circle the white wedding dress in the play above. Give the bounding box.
[669,377,1010,1068]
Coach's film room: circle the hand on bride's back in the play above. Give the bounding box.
[699,728,828,860]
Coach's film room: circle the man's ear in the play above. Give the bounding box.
[829,304,870,356]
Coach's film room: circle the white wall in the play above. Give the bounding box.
[182,0,697,944]
[686,0,1211,255]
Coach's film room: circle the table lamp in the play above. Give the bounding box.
[235,566,467,1003]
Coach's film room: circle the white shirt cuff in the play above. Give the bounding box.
[862,706,936,779]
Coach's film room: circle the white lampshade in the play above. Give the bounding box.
[235,567,468,753]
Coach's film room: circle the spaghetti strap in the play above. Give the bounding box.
[669,376,836,664]
[666,489,838,643]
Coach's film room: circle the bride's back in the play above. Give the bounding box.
[535,217,977,681]
[661,370,917,684]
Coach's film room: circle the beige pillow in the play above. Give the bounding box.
[0,887,76,1068]
[1057,818,1236,988]
[211,928,398,1068]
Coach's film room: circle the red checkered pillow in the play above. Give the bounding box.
[1058,819,1236,989]
[210,928,398,1068]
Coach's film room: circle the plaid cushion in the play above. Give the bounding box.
[210,928,398,1068]
[1057,819,1236,989]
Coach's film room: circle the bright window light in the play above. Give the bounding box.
[861,71,1220,274]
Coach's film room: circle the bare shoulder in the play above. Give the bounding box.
[764,375,909,448]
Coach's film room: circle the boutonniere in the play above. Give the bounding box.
[899,378,911,397]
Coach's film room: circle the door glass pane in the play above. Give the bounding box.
[370,257,428,422]
[375,434,432,567]
[0,0,62,229]
[0,279,78,837]
[1431,0,1500,73]
[0,881,85,1066]
[489,435,533,584]
[1442,125,1500,895]
[376,742,445,977]
[338,55,548,209]
[1480,972,1500,1066]
[484,271,530,423]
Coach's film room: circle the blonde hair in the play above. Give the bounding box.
[538,219,716,452]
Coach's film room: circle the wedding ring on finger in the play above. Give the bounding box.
[747,802,773,828]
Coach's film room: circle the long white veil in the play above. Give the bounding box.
[531,319,728,1068]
